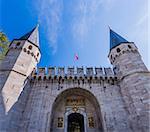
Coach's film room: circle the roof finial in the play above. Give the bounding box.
[36,23,39,28]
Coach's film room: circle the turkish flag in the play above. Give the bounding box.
[74,53,79,60]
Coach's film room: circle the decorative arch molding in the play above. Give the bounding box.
[49,87,105,132]
[51,87,100,109]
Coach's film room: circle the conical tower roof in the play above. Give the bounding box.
[110,29,128,50]
[20,25,39,47]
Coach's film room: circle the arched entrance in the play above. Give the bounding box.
[68,113,84,132]
[50,88,104,132]
[64,107,87,132]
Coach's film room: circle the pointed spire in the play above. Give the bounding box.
[20,25,39,47]
[110,29,128,50]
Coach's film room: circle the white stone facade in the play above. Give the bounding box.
[0,29,149,132]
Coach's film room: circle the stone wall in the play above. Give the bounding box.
[109,42,150,132]
[19,68,133,132]
[0,38,40,132]
[119,72,150,132]
[0,76,31,132]
[0,40,149,132]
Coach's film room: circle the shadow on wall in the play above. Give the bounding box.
[0,78,32,131]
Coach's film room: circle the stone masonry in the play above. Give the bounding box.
[0,26,149,132]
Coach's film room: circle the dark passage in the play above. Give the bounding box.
[67,113,84,132]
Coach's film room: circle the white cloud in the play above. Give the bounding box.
[37,0,63,54]
[128,2,149,68]
[71,0,116,44]
[71,0,100,43]
[35,0,116,52]
[101,0,117,10]
[136,14,148,27]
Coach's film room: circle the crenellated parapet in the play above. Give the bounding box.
[31,67,117,82]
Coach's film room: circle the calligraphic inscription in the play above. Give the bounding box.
[66,96,85,106]
[57,117,63,128]
[88,117,94,128]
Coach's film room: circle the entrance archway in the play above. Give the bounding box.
[64,107,87,132]
[50,88,104,132]
[68,113,84,132]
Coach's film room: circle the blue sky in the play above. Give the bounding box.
[0,0,149,68]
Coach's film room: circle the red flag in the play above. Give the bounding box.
[74,53,79,60]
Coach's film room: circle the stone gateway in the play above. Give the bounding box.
[0,26,149,132]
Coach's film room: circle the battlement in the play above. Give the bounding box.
[31,67,117,80]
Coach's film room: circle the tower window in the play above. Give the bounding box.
[37,53,39,57]
[111,55,113,59]
[28,45,32,50]
[128,45,132,49]
[23,48,26,52]
[16,42,21,46]
[27,50,30,54]
[116,48,121,53]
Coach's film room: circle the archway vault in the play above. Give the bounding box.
[50,88,104,132]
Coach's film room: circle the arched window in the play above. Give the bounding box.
[128,45,132,49]
[28,45,32,50]
[23,48,26,52]
[31,53,34,56]
[111,55,113,59]
[116,48,121,53]
[16,42,21,46]
[27,50,30,54]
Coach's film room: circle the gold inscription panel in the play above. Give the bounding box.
[66,96,85,106]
